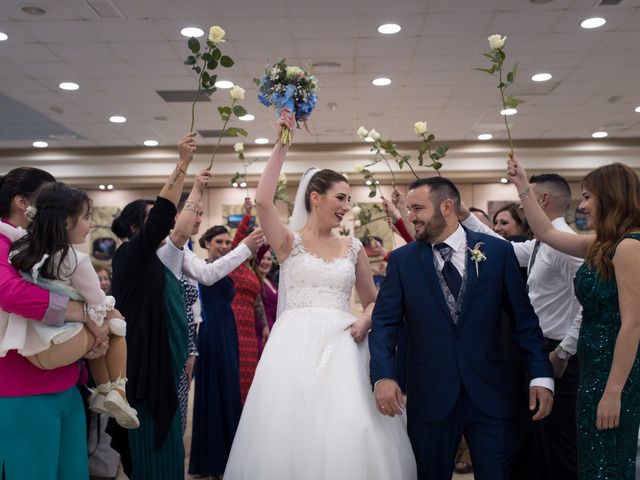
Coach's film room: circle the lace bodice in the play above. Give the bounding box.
[279,233,361,313]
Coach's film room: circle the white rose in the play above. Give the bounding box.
[488,34,506,50]
[285,66,304,79]
[414,121,427,136]
[351,205,362,216]
[354,220,362,228]
[356,126,369,139]
[234,142,244,153]
[230,85,245,101]
[354,164,364,174]
[208,26,226,44]
[368,129,381,141]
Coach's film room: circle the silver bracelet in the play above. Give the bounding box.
[518,187,531,199]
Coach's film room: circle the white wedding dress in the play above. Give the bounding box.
[224,232,417,480]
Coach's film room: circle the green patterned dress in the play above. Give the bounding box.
[574,233,640,479]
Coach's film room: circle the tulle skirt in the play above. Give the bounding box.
[224,306,417,480]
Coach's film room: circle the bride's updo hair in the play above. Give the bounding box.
[304,169,348,213]
[199,225,229,248]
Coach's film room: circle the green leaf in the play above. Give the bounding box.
[184,55,196,66]
[253,77,261,86]
[511,62,519,81]
[473,67,494,74]
[418,154,424,166]
[506,71,514,84]
[368,190,377,198]
[188,37,200,54]
[238,152,245,160]
[207,60,218,70]
[202,52,212,62]
[218,106,232,121]
[201,71,210,85]
[194,66,202,74]
[418,144,426,155]
[482,53,496,60]
[430,153,439,161]
[432,162,443,170]
[212,48,222,61]
[233,105,248,117]
[436,146,446,156]
[225,127,248,137]
[201,86,217,96]
[497,82,506,89]
[220,55,234,68]
[504,96,524,108]
[426,134,435,142]
[497,49,505,61]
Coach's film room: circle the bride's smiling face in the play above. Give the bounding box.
[309,181,351,228]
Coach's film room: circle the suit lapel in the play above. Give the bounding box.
[416,242,455,325]
[459,228,480,320]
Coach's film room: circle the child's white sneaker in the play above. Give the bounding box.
[103,389,140,429]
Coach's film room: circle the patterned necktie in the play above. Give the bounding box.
[434,243,462,300]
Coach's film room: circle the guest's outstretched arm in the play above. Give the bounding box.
[507,155,593,258]
[255,111,296,261]
[159,132,197,206]
[171,169,210,249]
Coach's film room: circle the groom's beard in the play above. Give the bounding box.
[414,209,447,245]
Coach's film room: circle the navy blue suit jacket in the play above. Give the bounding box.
[369,228,552,423]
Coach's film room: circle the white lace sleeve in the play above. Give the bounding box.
[348,237,363,263]
[68,250,115,326]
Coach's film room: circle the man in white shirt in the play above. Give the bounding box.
[462,173,581,480]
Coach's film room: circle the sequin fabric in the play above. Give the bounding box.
[573,233,640,479]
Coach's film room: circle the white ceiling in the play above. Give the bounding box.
[0,0,639,152]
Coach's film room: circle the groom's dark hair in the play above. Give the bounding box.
[409,177,461,212]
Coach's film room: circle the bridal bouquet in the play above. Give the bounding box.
[255,59,319,145]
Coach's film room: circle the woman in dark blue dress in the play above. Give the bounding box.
[186,225,264,478]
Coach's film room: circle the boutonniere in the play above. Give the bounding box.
[468,242,487,276]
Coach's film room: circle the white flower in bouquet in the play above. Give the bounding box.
[356,126,369,139]
[208,26,226,44]
[278,172,287,185]
[354,164,364,173]
[354,220,362,228]
[285,66,304,79]
[414,121,428,136]
[230,85,245,101]
[368,129,381,141]
[488,34,506,50]
[351,205,362,216]
[234,142,244,153]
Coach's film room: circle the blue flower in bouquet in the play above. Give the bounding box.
[254,59,319,145]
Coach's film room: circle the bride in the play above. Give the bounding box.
[223,112,417,479]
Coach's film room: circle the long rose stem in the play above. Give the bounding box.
[499,67,515,157]
[189,47,212,133]
[206,99,237,171]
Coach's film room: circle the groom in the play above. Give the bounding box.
[369,177,554,480]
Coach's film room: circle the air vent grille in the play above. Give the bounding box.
[86,0,124,18]
[197,130,237,138]
[597,0,624,6]
[156,90,211,103]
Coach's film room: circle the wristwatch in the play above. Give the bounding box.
[554,345,571,360]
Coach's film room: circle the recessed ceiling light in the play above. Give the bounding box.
[531,73,552,82]
[59,82,79,91]
[500,177,509,184]
[365,180,373,186]
[232,182,239,188]
[477,133,493,140]
[635,106,640,113]
[107,184,114,190]
[144,140,159,147]
[21,5,46,15]
[255,138,269,144]
[239,182,247,188]
[109,115,127,123]
[365,136,375,142]
[215,80,234,89]
[32,141,48,148]
[0,32,8,41]
[372,77,392,86]
[580,17,606,29]
[378,23,401,35]
[592,130,608,138]
[180,27,204,38]
[99,184,106,190]
[239,114,255,121]
[500,108,518,116]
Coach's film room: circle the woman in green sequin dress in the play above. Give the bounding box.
[508,159,640,479]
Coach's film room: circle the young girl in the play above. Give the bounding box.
[8,182,139,429]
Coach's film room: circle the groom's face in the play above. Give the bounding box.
[407,186,447,244]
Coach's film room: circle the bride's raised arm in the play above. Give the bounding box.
[507,154,594,258]
[255,111,296,261]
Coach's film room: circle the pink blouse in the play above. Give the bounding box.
[0,222,80,397]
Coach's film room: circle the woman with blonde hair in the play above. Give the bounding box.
[507,157,640,479]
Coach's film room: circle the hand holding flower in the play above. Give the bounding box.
[178,132,197,170]
[276,109,296,146]
[506,154,530,194]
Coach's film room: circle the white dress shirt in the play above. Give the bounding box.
[462,214,583,355]
[442,223,554,392]
[182,243,252,286]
